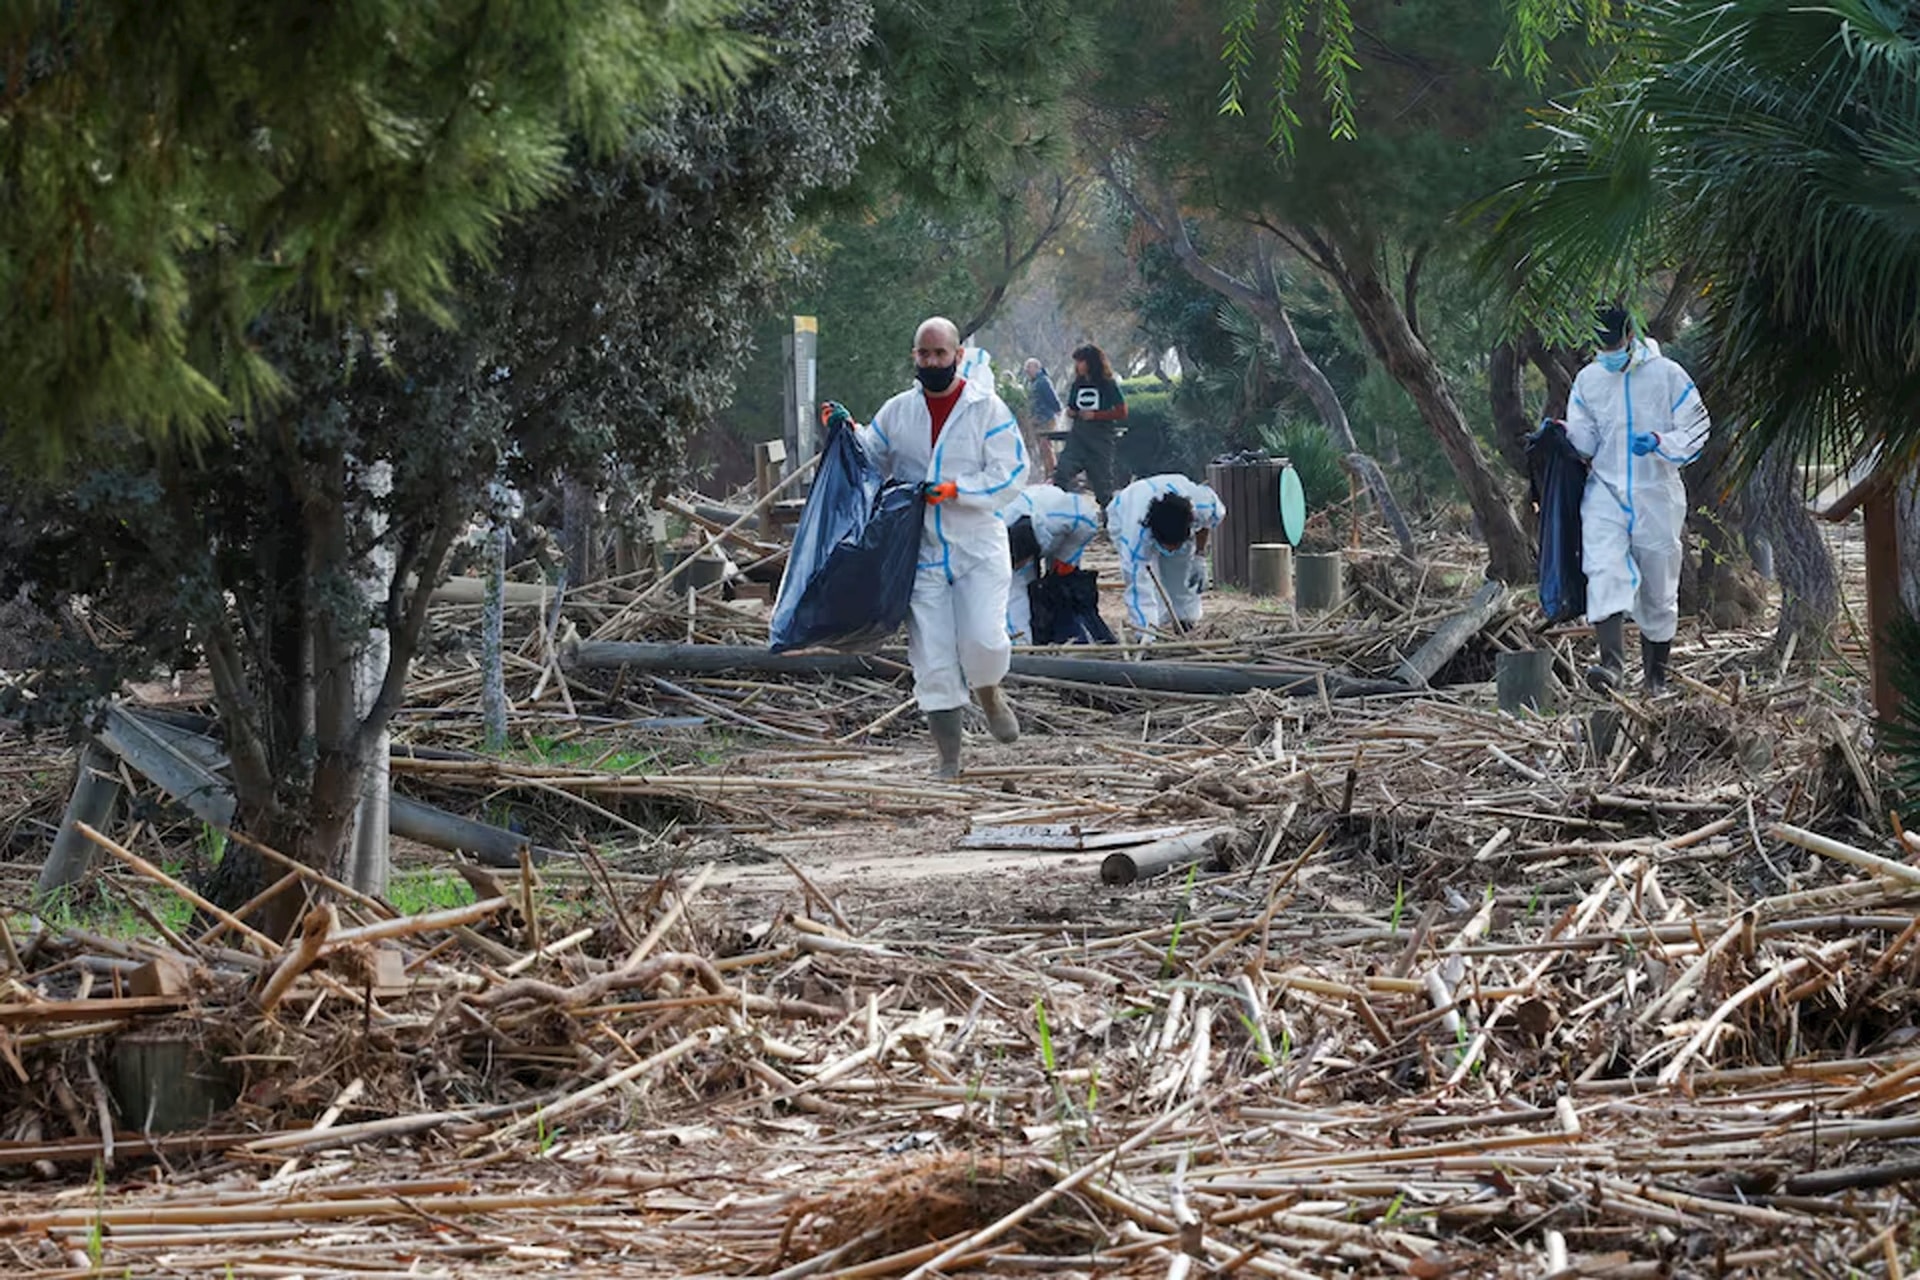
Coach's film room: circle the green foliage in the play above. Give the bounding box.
[1219,0,1601,153]
[854,0,1088,207]
[1,0,879,898]
[1482,0,1920,471]
[31,881,194,942]
[1034,996,1057,1073]
[0,0,756,464]
[1257,418,1346,511]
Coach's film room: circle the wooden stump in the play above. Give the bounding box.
[1248,544,1293,601]
[1295,553,1344,612]
[1497,649,1556,714]
[109,1030,237,1134]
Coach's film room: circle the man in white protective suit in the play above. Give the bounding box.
[826,316,1028,778]
[998,483,1103,645]
[1107,473,1225,642]
[1566,305,1711,695]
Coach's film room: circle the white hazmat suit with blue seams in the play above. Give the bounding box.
[1566,322,1709,693]
[852,347,1027,720]
[1107,474,1225,642]
[997,484,1103,644]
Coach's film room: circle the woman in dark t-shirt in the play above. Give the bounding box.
[1050,343,1128,506]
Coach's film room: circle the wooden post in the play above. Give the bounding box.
[753,440,787,532]
[780,318,818,479]
[36,744,124,900]
[1248,544,1293,600]
[1864,488,1902,723]
[1496,649,1555,714]
[1295,553,1345,612]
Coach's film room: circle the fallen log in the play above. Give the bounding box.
[565,642,1406,699]
[1395,580,1507,688]
[1099,826,1235,886]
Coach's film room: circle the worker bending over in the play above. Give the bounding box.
[998,483,1102,645]
[1108,474,1224,641]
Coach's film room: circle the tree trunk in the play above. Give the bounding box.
[482,517,510,752]
[1332,248,1533,582]
[1093,165,1414,554]
[1488,340,1533,479]
[1746,443,1837,657]
[1899,470,1920,620]
[563,479,597,586]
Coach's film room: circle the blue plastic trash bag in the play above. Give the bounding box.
[1528,420,1587,624]
[770,428,923,653]
[1028,569,1117,645]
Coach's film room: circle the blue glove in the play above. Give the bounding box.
[819,401,853,434]
[1630,431,1660,457]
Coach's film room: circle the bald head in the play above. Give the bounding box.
[915,316,961,348]
[910,317,964,397]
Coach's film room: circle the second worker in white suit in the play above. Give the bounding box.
[998,483,1103,645]
[1108,474,1225,641]
[830,316,1028,778]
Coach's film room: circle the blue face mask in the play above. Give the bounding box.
[1598,348,1631,373]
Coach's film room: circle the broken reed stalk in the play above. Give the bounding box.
[255,903,336,1014]
[464,1025,725,1154]
[75,823,280,954]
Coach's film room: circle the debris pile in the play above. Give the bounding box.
[0,519,1912,1277]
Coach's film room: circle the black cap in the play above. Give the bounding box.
[1594,305,1629,349]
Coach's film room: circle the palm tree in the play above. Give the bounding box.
[1481,0,1920,668]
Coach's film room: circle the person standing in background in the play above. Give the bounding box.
[1567,305,1710,695]
[1050,344,1127,507]
[1022,357,1061,475]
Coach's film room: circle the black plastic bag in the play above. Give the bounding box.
[1029,569,1117,645]
[1528,421,1587,624]
[770,428,923,653]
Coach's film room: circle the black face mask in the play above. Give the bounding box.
[915,362,957,394]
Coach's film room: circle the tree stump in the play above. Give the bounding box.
[1248,544,1293,600]
[1295,553,1344,612]
[1497,649,1556,714]
[109,1029,237,1134]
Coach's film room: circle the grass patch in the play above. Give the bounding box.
[388,870,477,915]
[511,733,659,774]
[17,877,196,942]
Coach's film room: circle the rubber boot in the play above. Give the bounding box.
[1642,637,1672,695]
[927,709,964,779]
[1586,614,1626,693]
[975,684,1021,744]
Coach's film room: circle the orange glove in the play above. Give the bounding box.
[1051,560,1076,576]
[922,481,958,505]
